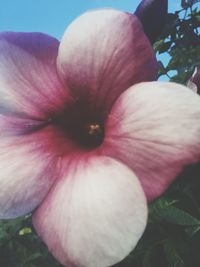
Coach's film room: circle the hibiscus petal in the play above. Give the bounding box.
[0,32,70,119]
[103,82,200,202]
[33,156,147,267]
[0,137,56,219]
[135,0,168,43]
[57,9,157,117]
[0,114,79,219]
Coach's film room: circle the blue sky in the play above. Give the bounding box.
[0,0,181,39]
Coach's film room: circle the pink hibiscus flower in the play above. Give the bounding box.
[0,1,200,267]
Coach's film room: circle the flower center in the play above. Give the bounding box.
[65,120,105,148]
[82,122,104,148]
[52,105,105,149]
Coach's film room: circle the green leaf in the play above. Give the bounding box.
[185,225,200,237]
[164,239,186,267]
[153,39,164,51]
[142,240,165,267]
[23,252,41,263]
[157,61,167,76]
[160,206,200,226]
[153,40,172,54]
[159,41,172,53]
[142,247,154,267]
[149,198,178,223]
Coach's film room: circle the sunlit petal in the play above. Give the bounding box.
[103,82,200,201]
[57,9,157,117]
[33,156,147,267]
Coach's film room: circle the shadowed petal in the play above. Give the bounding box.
[0,135,56,219]
[103,82,200,202]
[0,114,80,219]
[0,32,70,119]
[135,0,168,43]
[33,156,147,267]
[57,9,157,117]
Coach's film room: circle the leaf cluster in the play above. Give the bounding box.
[0,216,62,267]
[154,0,200,83]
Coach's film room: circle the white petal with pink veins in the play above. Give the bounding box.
[57,9,157,117]
[103,82,200,202]
[33,156,147,267]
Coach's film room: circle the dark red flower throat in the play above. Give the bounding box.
[52,101,105,149]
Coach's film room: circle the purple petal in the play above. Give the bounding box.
[0,32,70,119]
[33,156,147,267]
[57,9,158,118]
[135,0,168,43]
[103,81,200,202]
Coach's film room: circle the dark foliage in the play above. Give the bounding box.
[154,0,200,83]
